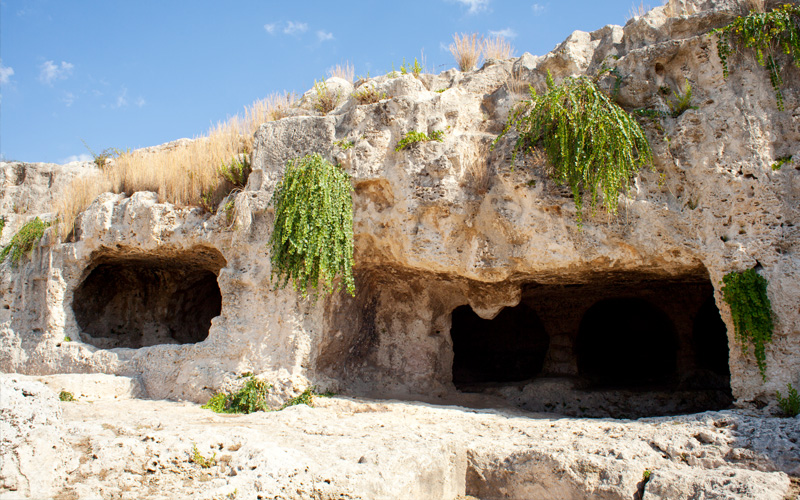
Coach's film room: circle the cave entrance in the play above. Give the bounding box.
[449,271,733,418]
[575,298,678,388]
[450,303,550,389]
[73,246,226,349]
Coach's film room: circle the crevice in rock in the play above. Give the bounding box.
[72,246,226,349]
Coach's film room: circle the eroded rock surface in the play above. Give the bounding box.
[1,0,800,497]
[1,375,797,500]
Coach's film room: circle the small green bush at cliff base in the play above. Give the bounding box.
[776,383,800,417]
[1,217,51,265]
[59,391,75,402]
[394,130,445,151]
[713,3,800,111]
[190,443,217,468]
[496,73,652,226]
[720,269,774,380]
[202,376,272,414]
[269,153,355,299]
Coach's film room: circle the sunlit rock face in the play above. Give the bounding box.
[0,0,798,418]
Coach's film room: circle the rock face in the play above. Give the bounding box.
[1,0,800,496]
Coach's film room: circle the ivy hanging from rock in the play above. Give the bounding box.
[269,153,355,299]
[713,3,800,111]
[720,268,774,380]
[496,73,652,225]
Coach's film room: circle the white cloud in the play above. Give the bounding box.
[60,153,93,164]
[451,0,489,14]
[114,87,128,108]
[135,96,146,107]
[489,28,517,39]
[531,3,546,15]
[283,21,308,35]
[264,23,277,34]
[38,60,74,85]
[62,92,76,107]
[0,60,14,84]
[317,30,334,42]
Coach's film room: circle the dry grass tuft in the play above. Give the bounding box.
[627,1,652,19]
[56,92,297,238]
[450,33,483,71]
[484,36,515,60]
[328,62,355,83]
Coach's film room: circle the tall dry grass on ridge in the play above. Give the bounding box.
[328,62,355,83]
[56,91,296,238]
[484,36,515,60]
[450,33,483,71]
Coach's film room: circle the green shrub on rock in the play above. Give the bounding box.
[496,73,652,225]
[1,217,50,265]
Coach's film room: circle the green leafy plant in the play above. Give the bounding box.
[435,88,447,93]
[280,387,315,409]
[190,443,217,468]
[776,383,800,417]
[218,156,251,188]
[352,84,387,104]
[395,130,445,151]
[313,79,342,114]
[0,217,4,238]
[59,391,75,402]
[496,73,652,225]
[223,199,236,225]
[771,155,793,170]
[64,336,72,342]
[720,269,774,379]
[270,153,355,299]
[1,217,51,265]
[400,57,423,77]
[81,139,118,169]
[666,79,699,117]
[202,376,272,414]
[335,139,354,150]
[713,4,800,110]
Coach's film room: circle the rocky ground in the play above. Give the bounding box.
[1,374,798,500]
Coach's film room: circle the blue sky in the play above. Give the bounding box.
[1,0,646,163]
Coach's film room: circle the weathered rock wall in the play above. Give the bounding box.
[0,0,798,416]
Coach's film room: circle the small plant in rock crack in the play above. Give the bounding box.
[394,130,445,151]
[1,217,51,265]
[352,84,387,105]
[190,443,217,468]
[666,79,699,117]
[313,79,342,114]
[776,383,799,417]
[59,391,75,402]
[335,139,354,150]
[202,376,272,414]
[771,155,793,170]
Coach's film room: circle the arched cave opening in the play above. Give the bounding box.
[446,272,732,417]
[450,303,550,389]
[575,298,678,388]
[72,246,226,349]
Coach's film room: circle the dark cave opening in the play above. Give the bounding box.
[448,272,733,417]
[72,246,226,349]
[450,303,550,388]
[575,298,678,388]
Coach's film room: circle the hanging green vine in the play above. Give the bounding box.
[1,217,51,266]
[720,269,774,380]
[496,73,652,225]
[713,3,800,111]
[269,153,355,299]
